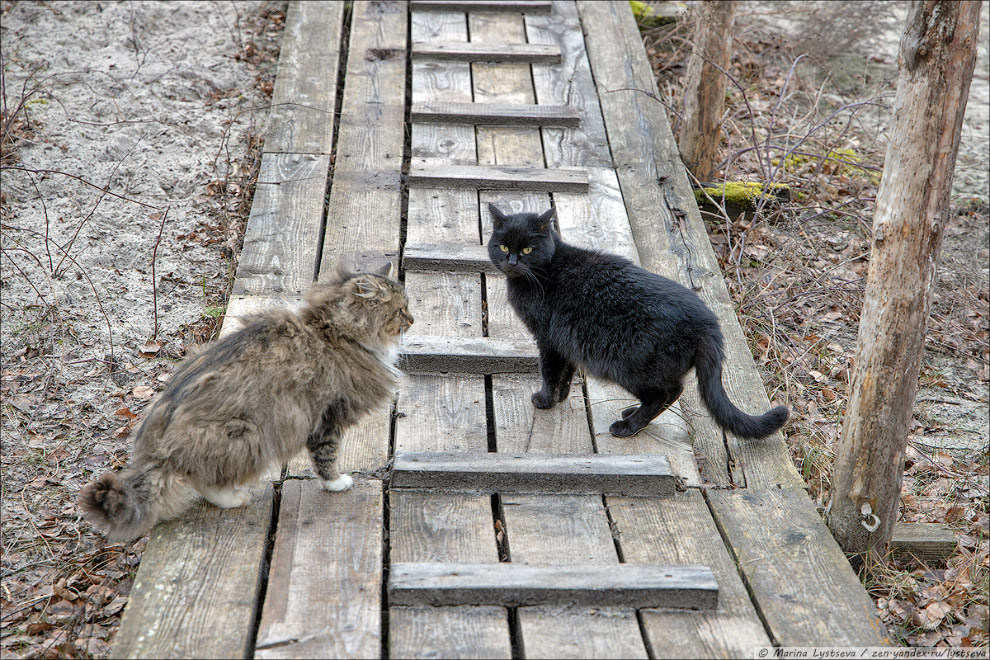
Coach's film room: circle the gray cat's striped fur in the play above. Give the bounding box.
[79,264,412,542]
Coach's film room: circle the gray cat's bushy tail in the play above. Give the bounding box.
[79,464,195,542]
[695,334,789,439]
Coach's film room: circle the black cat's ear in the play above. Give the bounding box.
[488,203,508,229]
[536,207,557,232]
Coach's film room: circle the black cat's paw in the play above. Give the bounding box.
[609,418,643,438]
[620,405,638,420]
[532,390,556,409]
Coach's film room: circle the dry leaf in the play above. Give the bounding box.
[132,385,155,400]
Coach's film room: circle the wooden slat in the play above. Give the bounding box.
[412,101,580,126]
[412,41,561,62]
[390,562,718,609]
[577,0,799,490]
[232,153,329,296]
[265,1,345,154]
[400,335,538,373]
[318,0,407,280]
[411,0,552,13]
[890,522,956,563]
[609,490,772,657]
[392,452,676,495]
[707,488,890,645]
[111,484,273,659]
[403,243,496,272]
[255,480,383,658]
[409,162,588,192]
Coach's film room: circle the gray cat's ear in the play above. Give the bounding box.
[375,261,393,279]
[536,207,557,231]
[488,203,507,229]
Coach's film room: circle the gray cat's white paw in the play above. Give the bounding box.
[200,486,251,508]
[319,474,353,492]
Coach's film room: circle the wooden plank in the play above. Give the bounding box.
[608,489,772,657]
[392,452,676,495]
[890,522,956,564]
[707,488,891,645]
[409,162,588,192]
[111,484,273,659]
[255,479,383,659]
[403,243,496,272]
[232,153,329,296]
[491,372,593,454]
[411,0,552,13]
[412,101,580,126]
[577,0,799,489]
[265,1,344,154]
[400,335,538,373]
[390,562,718,609]
[395,375,489,453]
[412,41,561,63]
[318,0,407,281]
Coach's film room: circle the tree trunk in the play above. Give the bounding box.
[679,0,735,182]
[826,1,981,557]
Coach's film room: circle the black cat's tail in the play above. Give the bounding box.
[695,333,789,439]
[79,463,194,542]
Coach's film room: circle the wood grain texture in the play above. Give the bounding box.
[411,0,552,13]
[412,41,561,62]
[525,0,612,169]
[405,272,483,338]
[111,484,273,659]
[608,490,771,658]
[502,494,650,658]
[318,0,407,281]
[889,522,956,563]
[395,374,489,453]
[413,101,580,126]
[577,0,799,490]
[232,153,329,296]
[492,373,593,454]
[265,1,344,154]
[390,562,718,609]
[255,479,383,659]
[409,162,588,192]
[707,488,891,645]
[392,452,675,495]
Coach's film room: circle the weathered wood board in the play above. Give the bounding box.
[265,1,345,154]
[412,41,561,62]
[707,487,890,645]
[111,484,273,659]
[392,451,676,495]
[390,562,718,609]
[411,0,552,13]
[255,479,383,659]
[409,163,589,192]
[412,101,580,126]
[400,335,539,373]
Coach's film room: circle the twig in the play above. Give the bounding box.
[150,206,170,340]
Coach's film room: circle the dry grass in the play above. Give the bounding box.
[640,1,988,648]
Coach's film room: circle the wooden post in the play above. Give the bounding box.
[826,1,981,557]
[678,0,736,182]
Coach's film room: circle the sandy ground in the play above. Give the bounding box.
[2,2,279,655]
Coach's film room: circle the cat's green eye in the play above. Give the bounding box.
[522,247,533,255]
[499,245,509,253]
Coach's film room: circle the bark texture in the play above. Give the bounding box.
[826,1,981,556]
[679,0,736,182]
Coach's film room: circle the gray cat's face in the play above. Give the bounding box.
[487,204,556,279]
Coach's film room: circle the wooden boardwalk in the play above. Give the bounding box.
[111,2,891,658]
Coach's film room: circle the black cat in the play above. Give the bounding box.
[487,203,788,439]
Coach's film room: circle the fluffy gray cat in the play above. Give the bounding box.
[80,264,413,541]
